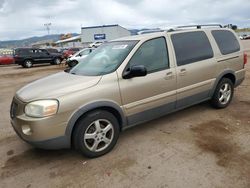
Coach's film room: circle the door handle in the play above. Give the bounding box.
[179,68,187,76]
[164,72,174,80]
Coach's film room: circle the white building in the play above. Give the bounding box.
[81,24,131,44]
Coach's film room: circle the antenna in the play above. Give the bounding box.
[44,23,52,35]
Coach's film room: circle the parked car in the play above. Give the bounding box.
[14,48,62,68]
[239,36,244,40]
[11,25,246,158]
[89,41,103,48]
[66,48,95,67]
[62,48,82,59]
[239,34,250,40]
[0,55,14,65]
[244,35,250,40]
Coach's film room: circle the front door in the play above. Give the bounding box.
[118,37,177,125]
[38,49,53,63]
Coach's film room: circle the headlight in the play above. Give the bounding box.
[25,100,59,118]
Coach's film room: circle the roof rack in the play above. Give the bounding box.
[137,29,164,35]
[177,24,223,29]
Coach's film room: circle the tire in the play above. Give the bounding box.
[73,110,120,158]
[211,78,234,109]
[23,60,33,68]
[68,60,78,67]
[53,58,61,65]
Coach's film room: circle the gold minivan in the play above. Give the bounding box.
[11,25,247,158]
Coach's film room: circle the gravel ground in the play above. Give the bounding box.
[0,41,250,188]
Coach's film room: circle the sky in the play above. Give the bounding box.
[0,0,250,40]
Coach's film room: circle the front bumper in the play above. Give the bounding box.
[10,97,70,149]
[11,121,69,149]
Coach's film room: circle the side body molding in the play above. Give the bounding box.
[65,100,127,142]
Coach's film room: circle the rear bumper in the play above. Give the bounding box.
[235,69,246,87]
[235,78,244,87]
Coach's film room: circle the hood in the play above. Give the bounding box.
[16,72,101,102]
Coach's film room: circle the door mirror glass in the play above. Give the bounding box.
[123,65,147,79]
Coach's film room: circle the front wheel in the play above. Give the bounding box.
[211,78,234,109]
[68,60,78,67]
[73,110,120,158]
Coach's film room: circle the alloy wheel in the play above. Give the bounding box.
[219,83,232,105]
[83,119,114,152]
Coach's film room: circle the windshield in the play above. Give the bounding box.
[70,41,138,76]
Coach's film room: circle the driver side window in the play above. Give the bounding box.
[129,37,169,73]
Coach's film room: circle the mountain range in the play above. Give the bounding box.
[0,33,79,48]
[0,28,159,48]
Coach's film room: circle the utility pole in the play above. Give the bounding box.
[44,23,52,35]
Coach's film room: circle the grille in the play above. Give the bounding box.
[10,101,18,119]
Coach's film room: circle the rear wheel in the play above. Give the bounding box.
[211,78,234,108]
[53,58,61,65]
[73,110,120,158]
[23,60,33,68]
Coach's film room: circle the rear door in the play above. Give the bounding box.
[38,49,53,63]
[171,31,217,108]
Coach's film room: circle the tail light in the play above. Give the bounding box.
[244,52,248,68]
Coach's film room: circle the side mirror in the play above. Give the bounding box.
[123,65,147,79]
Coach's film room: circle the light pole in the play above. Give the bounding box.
[44,23,52,35]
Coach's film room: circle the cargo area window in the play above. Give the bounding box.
[171,31,214,66]
[212,30,240,55]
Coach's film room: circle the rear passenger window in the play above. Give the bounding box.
[129,37,169,73]
[171,31,213,66]
[212,30,240,55]
[18,49,29,55]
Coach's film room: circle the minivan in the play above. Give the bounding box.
[11,25,247,158]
